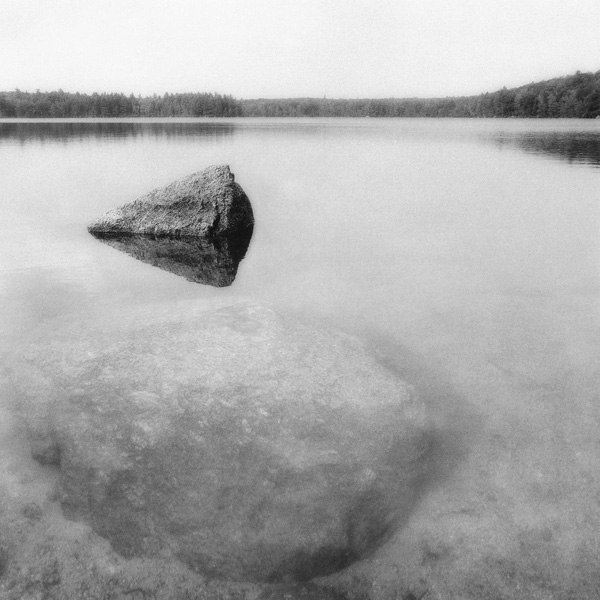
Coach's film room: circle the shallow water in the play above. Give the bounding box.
[0,117,599,598]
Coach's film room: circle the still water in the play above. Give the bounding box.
[0,118,599,598]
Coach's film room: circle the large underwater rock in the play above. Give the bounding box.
[88,165,254,237]
[10,303,430,583]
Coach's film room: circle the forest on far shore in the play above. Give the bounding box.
[1,70,599,119]
[0,92,241,119]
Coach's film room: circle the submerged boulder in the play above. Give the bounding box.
[87,165,254,237]
[10,303,431,583]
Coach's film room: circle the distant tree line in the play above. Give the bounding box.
[241,71,600,118]
[0,90,242,118]
[1,70,599,119]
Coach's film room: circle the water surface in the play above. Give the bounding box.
[0,118,599,598]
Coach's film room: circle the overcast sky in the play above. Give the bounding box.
[1,0,599,99]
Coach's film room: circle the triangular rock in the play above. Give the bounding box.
[88,165,254,237]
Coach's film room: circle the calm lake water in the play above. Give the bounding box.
[0,118,599,598]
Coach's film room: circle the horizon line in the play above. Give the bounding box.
[2,68,599,103]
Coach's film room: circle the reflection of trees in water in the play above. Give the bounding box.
[90,227,253,287]
[0,121,236,145]
[4,120,599,168]
[494,131,600,167]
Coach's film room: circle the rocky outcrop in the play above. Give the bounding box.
[90,227,252,287]
[10,303,431,583]
[87,165,254,237]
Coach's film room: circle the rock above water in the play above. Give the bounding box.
[87,165,254,237]
[10,303,430,583]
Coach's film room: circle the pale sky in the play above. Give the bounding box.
[1,0,599,99]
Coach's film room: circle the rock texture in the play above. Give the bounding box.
[87,165,254,237]
[10,303,430,583]
[90,228,252,287]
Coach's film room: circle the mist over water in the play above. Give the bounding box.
[0,118,599,597]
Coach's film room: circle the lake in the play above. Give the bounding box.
[0,118,599,599]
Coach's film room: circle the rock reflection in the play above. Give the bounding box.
[90,227,253,287]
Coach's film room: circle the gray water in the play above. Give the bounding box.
[0,118,599,598]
